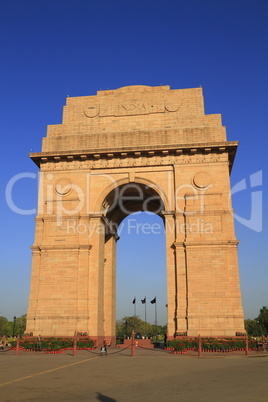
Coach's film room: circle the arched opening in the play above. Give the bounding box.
[116,212,167,336]
[102,182,168,343]
[103,181,165,228]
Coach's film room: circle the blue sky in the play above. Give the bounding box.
[0,0,267,325]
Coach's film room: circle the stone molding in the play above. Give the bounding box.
[173,240,239,248]
[31,244,92,252]
[30,141,237,171]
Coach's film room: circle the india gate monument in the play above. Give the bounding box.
[26,85,245,345]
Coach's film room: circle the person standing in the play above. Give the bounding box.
[37,334,42,351]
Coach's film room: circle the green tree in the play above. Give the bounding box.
[0,316,8,335]
[2,321,13,337]
[245,319,262,337]
[116,316,167,339]
[15,314,27,336]
[256,306,268,335]
[0,315,27,337]
[119,316,150,337]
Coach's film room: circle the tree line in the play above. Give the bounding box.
[1,306,267,338]
[117,305,268,339]
[116,315,167,340]
[244,306,268,337]
[0,315,26,337]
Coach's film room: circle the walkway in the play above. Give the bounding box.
[0,348,267,401]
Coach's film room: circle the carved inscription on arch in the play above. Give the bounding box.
[84,101,181,118]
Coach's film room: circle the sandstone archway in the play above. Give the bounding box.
[26,85,245,345]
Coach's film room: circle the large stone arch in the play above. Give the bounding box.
[103,182,165,223]
[26,85,245,345]
[93,176,170,218]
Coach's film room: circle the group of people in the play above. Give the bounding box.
[0,336,8,349]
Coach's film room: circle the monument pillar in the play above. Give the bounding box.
[87,216,105,343]
[103,234,117,344]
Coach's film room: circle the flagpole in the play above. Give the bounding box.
[141,297,147,335]
[145,299,147,335]
[150,297,157,331]
[132,297,136,317]
[155,300,157,327]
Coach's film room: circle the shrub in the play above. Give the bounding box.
[17,336,94,350]
[166,337,258,352]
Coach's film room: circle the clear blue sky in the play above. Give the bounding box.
[1,0,267,325]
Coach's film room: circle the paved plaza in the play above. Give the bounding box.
[0,348,267,401]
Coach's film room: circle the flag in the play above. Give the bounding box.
[132,297,136,304]
[141,297,146,304]
[150,297,156,304]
